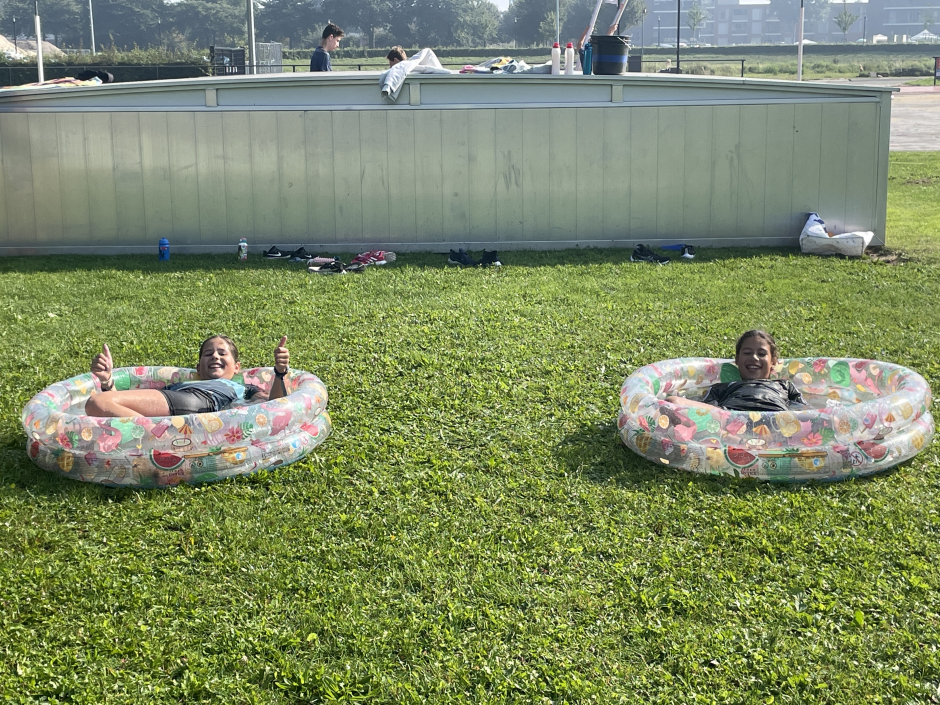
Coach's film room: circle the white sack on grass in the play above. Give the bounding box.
[380,48,453,102]
[799,212,874,258]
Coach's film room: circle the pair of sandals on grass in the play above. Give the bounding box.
[308,250,397,275]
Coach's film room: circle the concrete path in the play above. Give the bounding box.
[810,77,940,151]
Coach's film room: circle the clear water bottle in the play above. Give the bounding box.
[238,238,248,262]
[158,238,169,261]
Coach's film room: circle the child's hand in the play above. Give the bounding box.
[274,336,289,374]
[90,344,114,387]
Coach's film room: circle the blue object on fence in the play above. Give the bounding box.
[158,238,170,260]
[582,44,593,75]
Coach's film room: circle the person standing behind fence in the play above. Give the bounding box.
[386,46,407,68]
[310,22,344,72]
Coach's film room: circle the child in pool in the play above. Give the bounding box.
[85,335,290,418]
[666,330,807,413]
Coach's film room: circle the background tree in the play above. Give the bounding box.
[0,0,83,47]
[256,0,324,47]
[685,1,708,40]
[560,0,646,46]
[168,0,247,48]
[321,0,393,48]
[453,0,501,47]
[833,0,859,42]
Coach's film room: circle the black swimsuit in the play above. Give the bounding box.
[702,379,806,412]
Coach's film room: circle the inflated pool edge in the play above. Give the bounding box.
[21,366,331,487]
[618,357,934,482]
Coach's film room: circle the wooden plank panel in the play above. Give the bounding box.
[656,107,684,239]
[818,102,850,234]
[575,108,605,240]
[628,107,657,237]
[0,115,6,242]
[495,108,523,242]
[111,113,147,246]
[54,113,91,242]
[331,111,363,242]
[602,106,631,239]
[762,104,795,240]
[276,111,307,242]
[194,112,227,243]
[708,105,739,240]
[413,110,443,242]
[467,109,497,241]
[681,106,712,240]
[0,114,35,244]
[28,114,64,244]
[845,103,877,234]
[139,112,173,241]
[790,103,822,237]
[521,108,550,242]
[249,112,281,239]
[736,105,767,239]
[386,111,416,243]
[222,112,253,241]
[166,112,201,242]
[359,110,390,242]
[82,113,118,246]
[304,111,336,242]
[441,110,470,241]
[548,108,577,241]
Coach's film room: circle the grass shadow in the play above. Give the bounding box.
[555,420,907,494]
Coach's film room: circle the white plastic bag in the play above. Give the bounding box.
[799,213,874,257]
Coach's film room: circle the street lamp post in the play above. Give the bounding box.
[796,0,805,80]
[34,0,44,83]
[88,0,96,54]
[658,15,661,45]
[862,14,867,42]
[12,17,16,53]
[676,0,681,72]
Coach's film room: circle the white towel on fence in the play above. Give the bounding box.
[380,48,453,102]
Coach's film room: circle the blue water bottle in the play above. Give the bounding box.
[582,43,593,75]
[158,238,170,261]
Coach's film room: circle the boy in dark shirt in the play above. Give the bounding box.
[310,23,344,72]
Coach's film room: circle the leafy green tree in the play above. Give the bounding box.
[321,0,394,48]
[832,0,859,42]
[168,0,247,48]
[90,0,164,49]
[0,0,83,47]
[685,1,708,40]
[453,0,501,47]
[256,0,324,47]
[510,0,568,46]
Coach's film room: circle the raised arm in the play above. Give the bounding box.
[90,344,115,391]
[270,336,290,401]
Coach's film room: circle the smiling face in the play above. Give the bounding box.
[735,335,776,380]
[196,336,241,380]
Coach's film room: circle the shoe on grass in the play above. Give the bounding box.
[308,260,346,275]
[681,245,696,259]
[308,256,339,267]
[288,246,313,262]
[480,250,501,267]
[447,248,477,266]
[264,246,287,259]
[631,244,671,265]
[352,250,397,266]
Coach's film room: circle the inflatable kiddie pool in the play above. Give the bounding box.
[21,366,331,487]
[618,358,934,481]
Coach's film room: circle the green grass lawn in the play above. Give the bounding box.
[1,154,939,703]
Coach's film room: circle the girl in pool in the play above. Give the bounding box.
[85,335,290,418]
[666,330,806,412]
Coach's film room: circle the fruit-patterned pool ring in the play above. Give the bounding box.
[618,358,934,482]
[21,366,331,488]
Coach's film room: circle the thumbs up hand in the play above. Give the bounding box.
[273,336,289,374]
[91,344,115,390]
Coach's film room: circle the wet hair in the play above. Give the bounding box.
[735,329,778,361]
[322,22,344,40]
[387,46,406,63]
[198,335,240,363]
